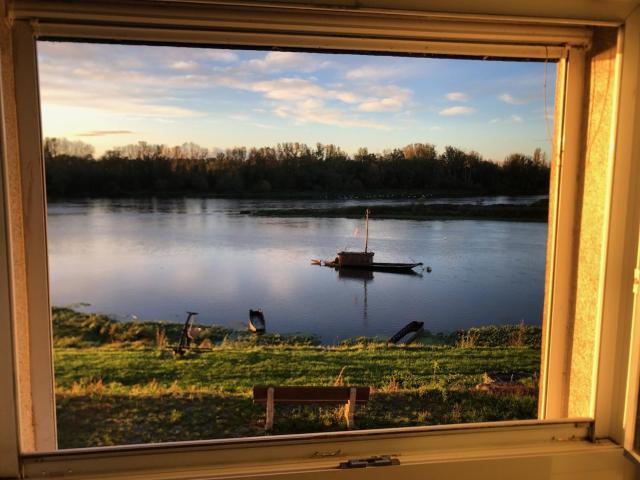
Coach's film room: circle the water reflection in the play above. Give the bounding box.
[336,268,374,327]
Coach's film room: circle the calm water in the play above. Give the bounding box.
[47,197,547,342]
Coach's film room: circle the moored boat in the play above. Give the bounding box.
[248,309,266,333]
[316,209,424,273]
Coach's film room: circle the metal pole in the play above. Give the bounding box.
[364,209,369,253]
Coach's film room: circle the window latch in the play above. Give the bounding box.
[338,455,400,469]
[634,267,640,294]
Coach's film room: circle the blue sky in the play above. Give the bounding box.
[37,42,556,161]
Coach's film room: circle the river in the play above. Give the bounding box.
[47,197,547,342]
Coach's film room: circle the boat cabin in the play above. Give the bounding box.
[336,251,375,267]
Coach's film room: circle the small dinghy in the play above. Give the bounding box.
[249,309,266,333]
[387,321,424,346]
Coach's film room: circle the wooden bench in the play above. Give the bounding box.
[253,385,370,431]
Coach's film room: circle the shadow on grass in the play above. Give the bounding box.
[56,389,537,448]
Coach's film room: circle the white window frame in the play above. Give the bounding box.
[2,1,640,478]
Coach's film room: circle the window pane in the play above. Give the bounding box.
[39,41,556,448]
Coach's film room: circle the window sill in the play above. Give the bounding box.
[21,419,597,479]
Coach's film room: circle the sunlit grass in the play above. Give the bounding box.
[53,308,541,448]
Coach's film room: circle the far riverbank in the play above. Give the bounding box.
[247,200,549,222]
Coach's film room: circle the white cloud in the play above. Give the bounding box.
[498,93,528,105]
[358,98,403,112]
[273,99,390,130]
[247,51,330,73]
[76,130,135,137]
[429,126,443,131]
[203,50,239,62]
[365,84,412,100]
[243,77,358,104]
[346,65,401,81]
[41,84,203,118]
[336,92,358,103]
[439,106,475,116]
[445,92,468,102]
[355,84,412,112]
[170,60,198,71]
[488,115,524,124]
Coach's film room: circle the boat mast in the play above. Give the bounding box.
[364,209,370,253]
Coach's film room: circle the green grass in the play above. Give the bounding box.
[52,308,542,448]
[54,345,540,448]
[54,345,540,394]
[56,390,537,448]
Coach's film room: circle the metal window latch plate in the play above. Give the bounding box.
[338,455,400,469]
[633,267,640,294]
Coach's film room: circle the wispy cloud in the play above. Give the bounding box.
[439,106,475,116]
[76,130,135,137]
[246,51,330,73]
[273,98,391,130]
[204,50,239,63]
[38,44,207,118]
[355,85,412,112]
[488,115,524,124]
[498,93,528,105]
[345,65,406,81]
[244,77,356,103]
[170,60,198,71]
[358,98,403,112]
[445,92,468,102]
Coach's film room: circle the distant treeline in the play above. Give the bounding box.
[44,138,550,197]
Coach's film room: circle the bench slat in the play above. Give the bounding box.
[253,386,369,404]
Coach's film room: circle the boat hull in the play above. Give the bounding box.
[337,262,423,272]
[321,261,423,273]
[370,262,423,272]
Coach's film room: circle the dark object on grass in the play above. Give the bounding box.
[387,320,425,346]
[249,309,266,333]
[253,385,370,431]
[173,311,198,356]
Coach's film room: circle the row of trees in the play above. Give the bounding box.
[44,139,550,197]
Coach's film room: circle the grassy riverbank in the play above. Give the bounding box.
[247,200,548,222]
[53,308,541,448]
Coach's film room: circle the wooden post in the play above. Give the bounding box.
[265,387,274,432]
[345,387,357,429]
